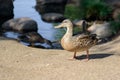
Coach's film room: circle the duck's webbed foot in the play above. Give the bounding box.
[68,52,77,60]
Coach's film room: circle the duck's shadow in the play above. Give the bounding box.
[75,53,113,60]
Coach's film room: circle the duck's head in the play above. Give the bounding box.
[55,19,73,28]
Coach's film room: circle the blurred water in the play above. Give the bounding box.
[13,0,57,41]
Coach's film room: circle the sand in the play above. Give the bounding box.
[0,36,120,80]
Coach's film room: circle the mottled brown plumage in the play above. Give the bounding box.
[55,19,98,60]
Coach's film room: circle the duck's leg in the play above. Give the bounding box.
[68,51,77,60]
[86,49,89,60]
[73,51,77,59]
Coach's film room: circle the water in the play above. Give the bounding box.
[13,0,57,41]
[3,0,65,48]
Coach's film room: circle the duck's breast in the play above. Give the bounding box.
[61,37,77,52]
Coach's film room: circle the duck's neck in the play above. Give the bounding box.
[63,25,73,39]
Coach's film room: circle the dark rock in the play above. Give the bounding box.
[112,8,120,21]
[112,2,120,21]
[35,0,67,14]
[104,0,120,5]
[51,41,63,49]
[2,17,38,33]
[104,0,120,21]
[67,0,80,6]
[18,32,53,48]
[0,0,14,27]
[41,13,66,22]
[35,0,67,22]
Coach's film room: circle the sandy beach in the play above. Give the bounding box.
[0,36,120,80]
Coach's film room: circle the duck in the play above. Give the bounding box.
[55,19,98,60]
[18,32,53,48]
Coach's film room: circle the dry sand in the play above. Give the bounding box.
[0,36,120,80]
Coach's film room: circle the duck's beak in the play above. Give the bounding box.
[54,24,63,28]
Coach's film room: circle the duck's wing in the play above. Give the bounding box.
[71,34,97,51]
[75,34,90,41]
[74,34,92,46]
